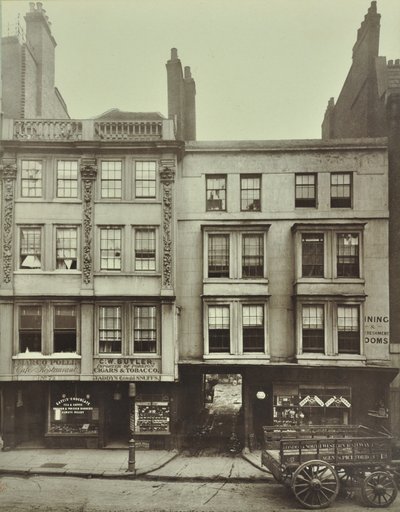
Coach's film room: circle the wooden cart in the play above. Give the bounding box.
[261,425,398,509]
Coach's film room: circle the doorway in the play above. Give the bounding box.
[15,384,46,447]
[105,386,129,447]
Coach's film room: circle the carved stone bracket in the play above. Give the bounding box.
[0,160,17,285]
[80,159,97,285]
[160,165,175,290]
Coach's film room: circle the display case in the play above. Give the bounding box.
[273,384,300,426]
[135,394,170,434]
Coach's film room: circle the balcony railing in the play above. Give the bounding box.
[3,118,175,141]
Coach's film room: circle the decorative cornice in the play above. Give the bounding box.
[160,166,175,184]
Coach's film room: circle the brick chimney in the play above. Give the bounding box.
[25,2,57,116]
[352,1,380,63]
[166,48,196,141]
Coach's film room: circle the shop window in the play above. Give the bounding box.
[242,234,263,277]
[20,227,42,269]
[337,233,359,277]
[208,305,230,352]
[100,227,121,270]
[21,160,42,197]
[54,306,77,352]
[19,306,42,352]
[301,233,324,277]
[241,175,261,211]
[242,305,264,352]
[135,161,156,198]
[56,160,78,198]
[135,394,170,434]
[302,305,324,353]
[101,161,122,199]
[206,175,226,211]
[56,227,78,270]
[337,305,360,354]
[295,173,317,208]
[49,383,99,435]
[331,172,352,208]
[208,234,230,277]
[133,306,157,353]
[135,229,156,271]
[99,306,122,353]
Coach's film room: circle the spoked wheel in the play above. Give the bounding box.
[292,460,339,509]
[361,471,398,508]
[337,467,359,498]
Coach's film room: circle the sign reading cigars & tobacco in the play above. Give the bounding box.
[93,357,161,381]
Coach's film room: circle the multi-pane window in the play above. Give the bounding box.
[206,176,226,211]
[241,175,261,211]
[135,161,156,198]
[302,305,324,353]
[242,305,264,352]
[56,228,78,270]
[302,233,324,277]
[99,306,122,353]
[295,174,317,207]
[100,228,121,270]
[337,306,360,354]
[101,161,122,199]
[54,306,77,352]
[135,229,156,271]
[57,161,78,198]
[208,235,229,277]
[20,228,41,269]
[337,234,359,277]
[331,173,352,208]
[208,306,230,352]
[134,306,157,353]
[19,306,42,352]
[21,160,42,197]
[242,234,263,277]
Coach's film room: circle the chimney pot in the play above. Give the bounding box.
[171,48,178,60]
[29,2,35,11]
[396,59,400,66]
[37,2,43,11]
[184,66,192,79]
[389,60,394,66]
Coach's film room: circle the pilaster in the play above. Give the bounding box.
[160,162,175,294]
[80,158,97,290]
[0,159,17,289]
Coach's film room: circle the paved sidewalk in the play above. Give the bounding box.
[0,448,273,482]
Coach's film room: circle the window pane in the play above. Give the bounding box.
[99,306,121,353]
[21,160,42,197]
[243,305,264,352]
[100,228,121,270]
[208,306,230,352]
[242,234,263,277]
[295,174,316,207]
[206,176,226,211]
[56,228,78,270]
[331,173,352,208]
[57,161,78,198]
[20,228,41,269]
[302,305,324,353]
[101,161,122,198]
[135,161,156,198]
[241,175,261,211]
[19,306,42,352]
[134,306,157,353]
[54,306,77,352]
[338,305,360,354]
[135,229,156,271]
[337,233,359,277]
[208,234,229,277]
[302,233,324,277]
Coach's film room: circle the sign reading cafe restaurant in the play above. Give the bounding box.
[93,358,161,381]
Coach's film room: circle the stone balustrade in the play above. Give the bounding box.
[4,118,175,141]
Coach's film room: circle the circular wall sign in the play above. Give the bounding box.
[256,391,266,400]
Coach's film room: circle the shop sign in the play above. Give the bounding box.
[93,358,161,381]
[299,395,324,407]
[364,314,389,345]
[325,396,351,408]
[53,396,94,417]
[13,359,80,378]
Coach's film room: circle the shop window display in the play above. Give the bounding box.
[48,384,99,435]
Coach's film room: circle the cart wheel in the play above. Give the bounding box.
[292,460,339,509]
[361,471,398,508]
[337,468,358,498]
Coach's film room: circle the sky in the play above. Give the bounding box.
[2,0,400,141]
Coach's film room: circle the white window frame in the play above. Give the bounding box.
[52,303,80,354]
[18,225,43,271]
[133,226,158,272]
[204,300,269,358]
[98,226,123,271]
[56,160,79,199]
[55,225,79,271]
[131,304,160,355]
[20,159,43,198]
[100,160,123,199]
[134,160,157,199]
